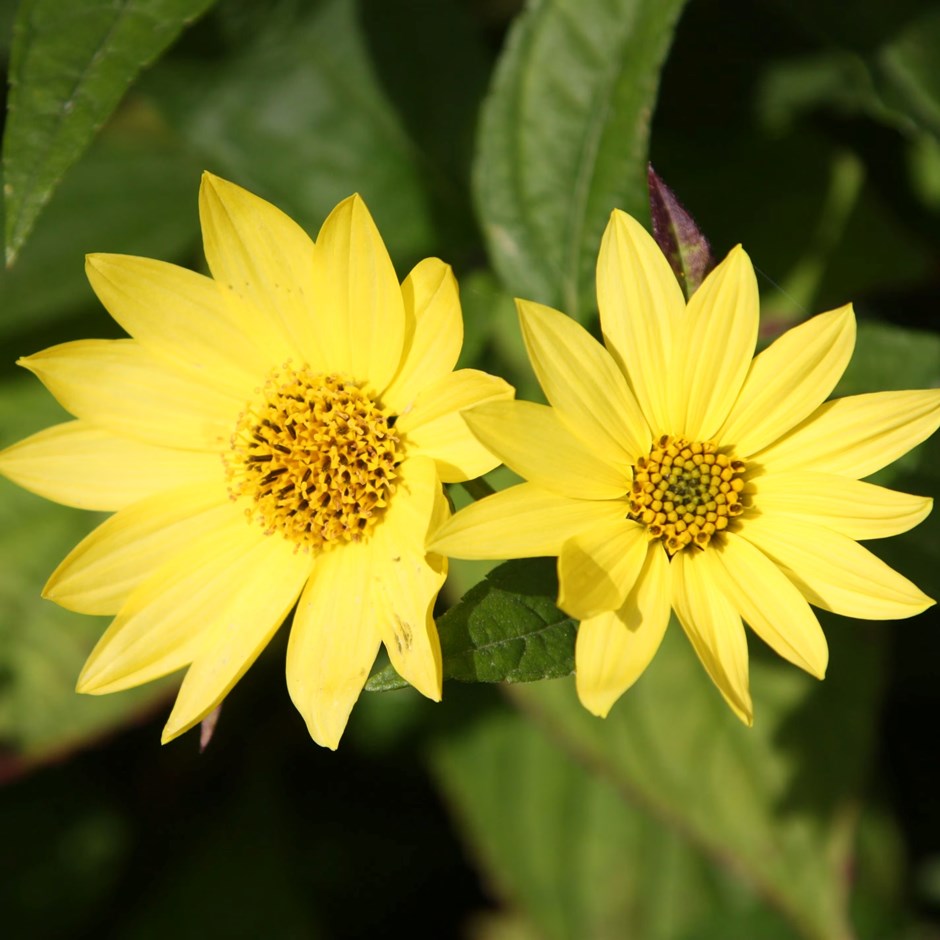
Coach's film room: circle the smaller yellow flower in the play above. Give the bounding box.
[0,174,512,748]
[432,209,940,723]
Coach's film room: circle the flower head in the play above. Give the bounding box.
[0,173,512,748]
[432,209,940,723]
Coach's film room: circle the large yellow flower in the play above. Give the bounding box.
[0,174,511,748]
[432,209,940,723]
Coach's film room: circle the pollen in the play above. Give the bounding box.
[627,435,746,555]
[226,367,400,551]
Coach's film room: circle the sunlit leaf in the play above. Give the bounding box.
[3,0,215,263]
[474,0,688,321]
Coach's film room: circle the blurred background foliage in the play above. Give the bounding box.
[1,0,939,937]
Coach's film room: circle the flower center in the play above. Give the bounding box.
[627,435,746,555]
[226,367,400,551]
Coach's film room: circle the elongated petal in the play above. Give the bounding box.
[718,306,855,456]
[396,369,513,482]
[575,544,671,716]
[20,340,239,451]
[85,253,285,394]
[597,209,685,431]
[287,539,383,749]
[45,484,235,614]
[464,401,630,499]
[558,518,649,620]
[671,245,759,439]
[753,471,932,540]
[711,534,828,678]
[518,299,649,463]
[381,258,463,413]
[370,458,446,700]
[198,173,321,368]
[160,535,313,743]
[753,389,940,479]
[78,513,308,695]
[311,194,405,393]
[741,515,934,620]
[672,550,753,724]
[430,483,630,559]
[0,421,222,511]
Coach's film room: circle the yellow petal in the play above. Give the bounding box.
[712,533,828,678]
[672,550,753,725]
[311,194,405,393]
[753,389,940,479]
[369,458,446,701]
[381,258,463,413]
[198,172,322,368]
[718,306,855,456]
[0,421,222,511]
[517,299,650,463]
[85,252,286,394]
[752,471,932,540]
[430,483,630,559]
[287,539,383,749]
[78,513,307,695]
[671,245,759,439]
[160,534,313,743]
[463,400,631,499]
[557,518,649,620]
[45,483,234,614]
[596,209,685,432]
[20,340,239,451]
[396,369,514,482]
[741,515,934,620]
[575,544,671,716]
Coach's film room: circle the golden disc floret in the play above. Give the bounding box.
[628,435,746,555]
[226,367,399,551]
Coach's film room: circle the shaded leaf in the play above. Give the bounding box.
[3,0,215,263]
[474,0,687,321]
[497,617,884,940]
[366,558,575,692]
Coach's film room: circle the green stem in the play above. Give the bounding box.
[462,477,496,501]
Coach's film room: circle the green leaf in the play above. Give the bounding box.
[148,0,483,267]
[431,696,796,940]
[3,0,215,264]
[0,376,173,763]
[435,618,883,939]
[366,558,575,692]
[474,0,687,321]
[0,115,203,338]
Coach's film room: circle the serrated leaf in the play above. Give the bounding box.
[366,558,575,692]
[3,0,215,263]
[474,0,687,321]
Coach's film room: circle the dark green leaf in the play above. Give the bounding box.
[148,0,483,268]
[366,558,575,691]
[3,0,215,263]
[474,0,687,321]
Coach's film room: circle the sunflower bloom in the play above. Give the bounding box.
[0,174,512,748]
[431,209,940,723]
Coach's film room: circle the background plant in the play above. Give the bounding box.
[1,1,939,937]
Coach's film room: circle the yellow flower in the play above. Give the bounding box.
[0,174,512,748]
[432,209,940,724]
